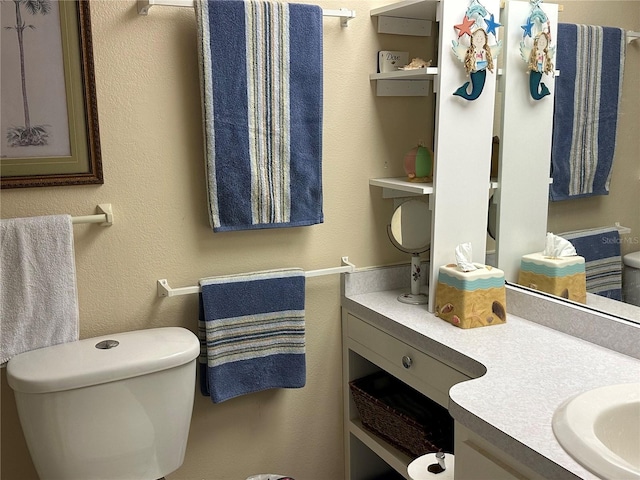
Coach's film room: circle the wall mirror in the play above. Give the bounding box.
[493,0,639,325]
[388,200,430,305]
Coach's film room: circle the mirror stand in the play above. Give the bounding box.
[397,252,430,305]
[386,199,431,306]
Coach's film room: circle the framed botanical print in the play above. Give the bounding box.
[1,0,102,188]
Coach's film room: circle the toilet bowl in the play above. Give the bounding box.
[623,251,640,307]
[7,327,200,480]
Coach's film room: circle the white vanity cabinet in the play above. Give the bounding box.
[342,311,472,479]
[369,0,500,313]
[342,308,563,480]
[454,423,548,480]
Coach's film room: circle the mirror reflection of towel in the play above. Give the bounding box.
[550,24,626,201]
[560,227,622,300]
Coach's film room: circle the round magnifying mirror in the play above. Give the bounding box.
[387,200,431,305]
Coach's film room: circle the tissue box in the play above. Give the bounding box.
[435,264,507,329]
[518,253,586,303]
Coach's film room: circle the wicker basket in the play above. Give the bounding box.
[349,371,453,458]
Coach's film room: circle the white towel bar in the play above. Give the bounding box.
[157,256,355,297]
[614,222,631,235]
[71,204,114,226]
[628,31,640,44]
[137,0,356,26]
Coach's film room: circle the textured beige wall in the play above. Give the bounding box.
[0,1,432,479]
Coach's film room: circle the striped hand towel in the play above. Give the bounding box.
[560,227,622,300]
[195,0,324,232]
[198,269,306,403]
[550,24,625,201]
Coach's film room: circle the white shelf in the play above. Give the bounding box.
[370,67,438,81]
[370,177,434,197]
[370,0,438,20]
[370,69,438,96]
[349,419,413,479]
[371,177,500,198]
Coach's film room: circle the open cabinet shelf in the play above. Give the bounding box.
[349,419,413,478]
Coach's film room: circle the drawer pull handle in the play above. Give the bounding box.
[402,355,413,369]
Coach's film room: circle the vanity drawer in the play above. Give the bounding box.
[347,314,470,406]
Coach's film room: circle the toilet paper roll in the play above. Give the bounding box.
[408,453,455,480]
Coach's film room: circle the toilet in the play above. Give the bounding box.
[6,327,200,480]
[623,251,640,306]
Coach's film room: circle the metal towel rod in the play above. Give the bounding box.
[157,256,356,297]
[137,0,356,27]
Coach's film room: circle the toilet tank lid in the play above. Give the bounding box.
[624,251,640,269]
[6,327,200,394]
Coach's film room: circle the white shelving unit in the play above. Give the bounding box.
[370,2,439,97]
[368,0,499,312]
[356,2,557,478]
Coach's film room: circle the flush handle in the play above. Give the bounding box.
[95,339,119,349]
[402,355,412,369]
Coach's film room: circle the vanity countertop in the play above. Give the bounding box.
[342,287,640,480]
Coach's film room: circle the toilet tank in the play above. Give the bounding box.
[7,327,200,480]
[623,251,640,307]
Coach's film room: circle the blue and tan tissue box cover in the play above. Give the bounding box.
[435,264,507,328]
[518,253,586,303]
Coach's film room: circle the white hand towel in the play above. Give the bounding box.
[1,215,79,364]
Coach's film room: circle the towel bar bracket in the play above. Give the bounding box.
[97,204,114,226]
[157,279,200,297]
[157,256,356,298]
[615,222,632,235]
[70,204,114,226]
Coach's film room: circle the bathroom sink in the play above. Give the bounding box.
[552,383,640,480]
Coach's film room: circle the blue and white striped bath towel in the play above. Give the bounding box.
[550,24,625,201]
[198,269,306,403]
[195,0,324,232]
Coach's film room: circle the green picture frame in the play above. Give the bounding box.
[0,0,102,189]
